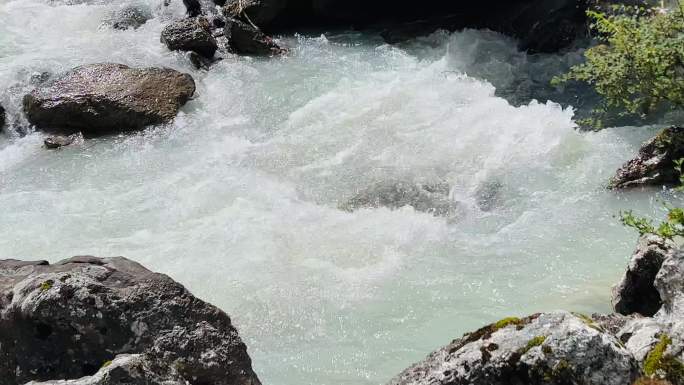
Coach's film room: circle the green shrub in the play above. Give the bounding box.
[553,2,684,128]
[620,206,684,238]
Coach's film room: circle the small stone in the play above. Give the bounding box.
[44,134,78,149]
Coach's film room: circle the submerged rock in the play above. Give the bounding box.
[340,180,459,218]
[612,235,678,317]
[609,127,684,189]
[104,5,151,30]
[0,256,261,385]
[227,18,283,55]
[23,63,195,136]
[388,311,639,385]
[475,179,504,211]
[44,134,79,149]
[161,17,218,58]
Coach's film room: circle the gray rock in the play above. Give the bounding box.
[0,256,261,385]
[23,63,195,136]
[655,249,684,322]
[24,354,185,385]
[227,18,283,55]
[340,180,459,218]
[104,6,151,30]
[609,127,684,189]
[161,17,218,58]
[223,0,288,27]
[44,134,79,149]
[388,311,639,385]
[612,235,678,317]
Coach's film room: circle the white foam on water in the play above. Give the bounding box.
[0,1,681,384]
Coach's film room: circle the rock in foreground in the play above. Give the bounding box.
[389,312,639,385]
[0,256,260,385]
[609,127,684,189]
[23,63,195,136]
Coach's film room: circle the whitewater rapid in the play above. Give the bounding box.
[0,0,680,384]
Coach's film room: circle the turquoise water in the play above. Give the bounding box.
[0,0,680,383]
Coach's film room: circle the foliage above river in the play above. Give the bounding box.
[554,2,684,129]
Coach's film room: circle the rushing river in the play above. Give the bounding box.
[0,0,681,384]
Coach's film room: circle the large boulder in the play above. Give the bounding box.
[0,256,261,385]
[161,17,218,58]
[340,180,460,218]
[612,235,678,317]
[23,63,195,136]
[388,311,640,385]
[609,127,684,189]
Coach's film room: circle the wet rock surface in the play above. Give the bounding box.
[44,134,81,149]
[23,63,195,136]
[0,256,261,385]
[223,0,288,27]
[340,180,459,218]
[103,5,151,30]
[161,17,218,58]
[0,104,5,130]
[610,127,684,189]
[227,18,283,55]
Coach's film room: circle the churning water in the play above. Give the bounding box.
[0,0,681,384]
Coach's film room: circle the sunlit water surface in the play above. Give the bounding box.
[1,0,681,384]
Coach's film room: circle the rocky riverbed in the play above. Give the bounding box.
[3,235,684,384]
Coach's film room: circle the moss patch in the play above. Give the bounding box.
[644,334,684,383]
[520,336,547,355]
[101,360,112,368]
[39,280,53,292]
[493,317,523,331]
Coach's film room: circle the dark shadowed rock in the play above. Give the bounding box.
[612,235,677,317]
[161,17,218,58]
[23,63,195,136]
[0,104,5,130]
[223,0,288,27]
[340,180,459,218]
[0,256,260,385]
[227,18,283,55]
[610,127,684,189]
[388,311,639,385]
[104,6,151,30]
